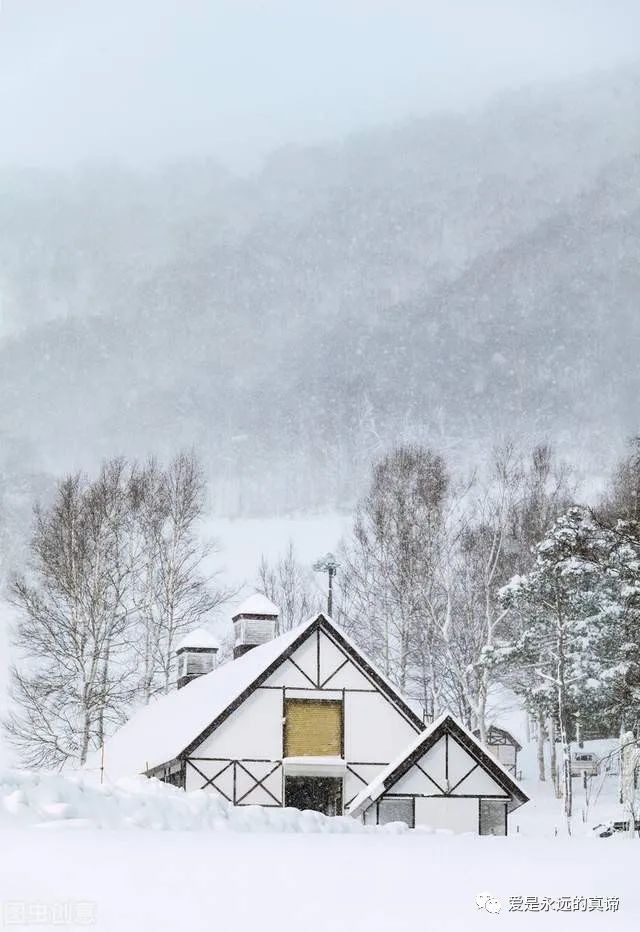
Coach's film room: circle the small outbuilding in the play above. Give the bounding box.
[474,725,522,776]
[348,713,528,835]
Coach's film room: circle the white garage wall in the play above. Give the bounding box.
[415,736,447,787]
[415,797,478,833]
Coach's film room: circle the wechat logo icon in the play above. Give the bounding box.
[476,892,502,914]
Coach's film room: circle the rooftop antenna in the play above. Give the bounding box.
[313,552,340,617]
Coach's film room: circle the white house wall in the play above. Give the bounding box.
[262,661,314,689]
[447,737,479,785]
[286,635,319,684]
[393,733,508,797]
[453,766,508,797]
[392,764,439,795]
[344,762,388,810]
[193,688,283,760]
[493,744,516,766]
[185,756,284,804]
[318,632,348,684]
[285,688,342,701]
[417,735,447,788]
[344,692,418,763]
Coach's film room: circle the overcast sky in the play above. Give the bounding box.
[1,0,639,171]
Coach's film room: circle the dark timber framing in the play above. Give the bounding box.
[184,758,284,806]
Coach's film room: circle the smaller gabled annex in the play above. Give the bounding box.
[347,713,528,835]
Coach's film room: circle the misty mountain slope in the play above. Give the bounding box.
[340,154,640,447]
[1,69,640,512]
[2,67,640,336]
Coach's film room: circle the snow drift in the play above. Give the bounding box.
[0,769,406,834]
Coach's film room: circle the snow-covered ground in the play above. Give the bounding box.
[1,825,636,930]
[0,756,637,930]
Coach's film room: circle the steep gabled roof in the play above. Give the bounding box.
[89,613,423,780]
[347,712,529,816]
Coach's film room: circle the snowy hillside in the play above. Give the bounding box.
[1,68,640,513]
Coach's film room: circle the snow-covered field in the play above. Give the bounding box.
[0,764,638,930]
[1,824,636,931]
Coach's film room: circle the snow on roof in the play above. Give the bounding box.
[175,628,220,652]
[346,712,528,815]
[233,593,280,618]
[87,616,317,780]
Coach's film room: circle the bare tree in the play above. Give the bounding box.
[6,462,135,767]
[135,451,230,696]
[601,437,640,524]
[256,540,319,634]
[500,443,575,776]
[5,451,229,766]
[440,446,522,742]
[341,445,450,698]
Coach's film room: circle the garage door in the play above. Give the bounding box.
[415,797,478,833]
[284,699,342,756]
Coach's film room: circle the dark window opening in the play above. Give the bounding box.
[284,776,343,816]
[377,797,414,827]
[479,799,507,836]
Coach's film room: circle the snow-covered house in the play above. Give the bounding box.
[94,597,527,832]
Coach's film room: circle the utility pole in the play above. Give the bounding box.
[313,552,340,617]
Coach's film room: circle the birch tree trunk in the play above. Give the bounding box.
[549,716,558,796]
[537,709,546,782]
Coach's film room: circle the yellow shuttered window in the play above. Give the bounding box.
[284,700,342,757]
